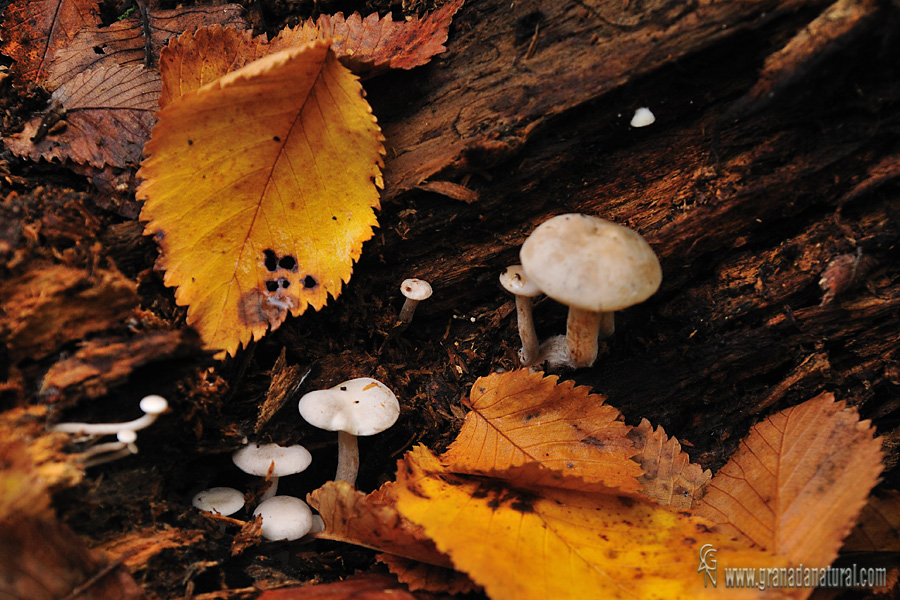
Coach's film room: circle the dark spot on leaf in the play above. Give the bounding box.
[265,280,279,292]
[437,474,463,486]
[187,139,193,145]
[581,436,606,448]
[683,537,696,545]
[618,496,636,508]
[510,496,535,514]
[696,523,712,534]
[263,249,278,271]
[678,511,692,518]
[93,45,105,54]
[471,487,490,499]
[279,255,296,271]
[332,216,337,221]
[273,136,281,142]
[303,275,317,289]
[487,497,502,510]
[280,279,290,289]
[524,411,539,421]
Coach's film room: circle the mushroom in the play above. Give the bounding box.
[499,265,542,365]
[51,394,169,436]
[253,495,314,541]
[80,430,140,468]
[232,442,312,500]
[398,278,432,326]
[520,213,662,368]
[192,487,246,516]
[298,377,399,486]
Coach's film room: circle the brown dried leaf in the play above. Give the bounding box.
[159,1,463,106]
[158,25,266,108]
[308,480,452,568]
[256,348,305,433]
[0,264,138,361]
[696,392,883,568]
[0,518,144,600]
[5,64,161,168]
[378,553,480,595]
[843,490,900,553]
[270,0,464,77]
[46,5,247,91]
[0,0,101,85]
[628,418,711,508]
[441,370,642,494]
[258,572,446,600]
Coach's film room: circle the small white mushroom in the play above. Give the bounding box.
[253,495,314,541]
[232,442,312,500]
[298,377,399,486]
[398,278,432,326]
[630,107,656,128]
[80,430,140,468]
[192,487,246,516]
[51,394,169,436]
[499,265,542,365]
[520,213,662,369]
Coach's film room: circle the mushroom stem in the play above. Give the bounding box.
[51,395,167,436]
[515,295,540,365]
[566,308,608,368]
[335,431,360,485]
[261,476,280,501]
[397,298,421,326]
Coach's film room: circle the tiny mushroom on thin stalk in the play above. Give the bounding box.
[253,495,314,541]
[398,278,432,327]
[232,442,312,500]
[499,265,542,365]
[298,377,399,486]
[51,394,169,436]
[520,213,662,369]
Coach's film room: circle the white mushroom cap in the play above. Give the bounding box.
[232,442,312,478]
[499,265,541,297]
[192,487,245,516]
[630,107,656,128]
[298,378,399,436]
[520,213,662,312]
[253,495,314,541]
[400,278,433,302]
[139,395,168,415]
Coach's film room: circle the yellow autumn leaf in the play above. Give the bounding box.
[139,40,385,356]
[393,445,790,600]
[441,370,643,494]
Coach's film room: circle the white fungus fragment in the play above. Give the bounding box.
[630,107,656,128]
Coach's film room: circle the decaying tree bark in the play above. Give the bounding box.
[1,0,898,596]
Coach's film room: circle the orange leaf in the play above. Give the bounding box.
[0,0,100,85]
[159,2,463,106]
[5,65,160,168]
[45,5,247,91]
[377,554,479,595]
[308,480,451,568]
[138,41,385,356]
[628,417,711,508]
[393,445,789,600]
[441,370,642,494]
[695,392,883,569]
[270,0,464,77]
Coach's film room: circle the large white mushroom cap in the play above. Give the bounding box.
[520,213,662,312]
[253,495,314,541]
[232,442,312,478]
[298,378,399,436]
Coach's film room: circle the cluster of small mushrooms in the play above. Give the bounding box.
[50,395,169,467]
[501,213,662,369]
[191,377,400,541]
